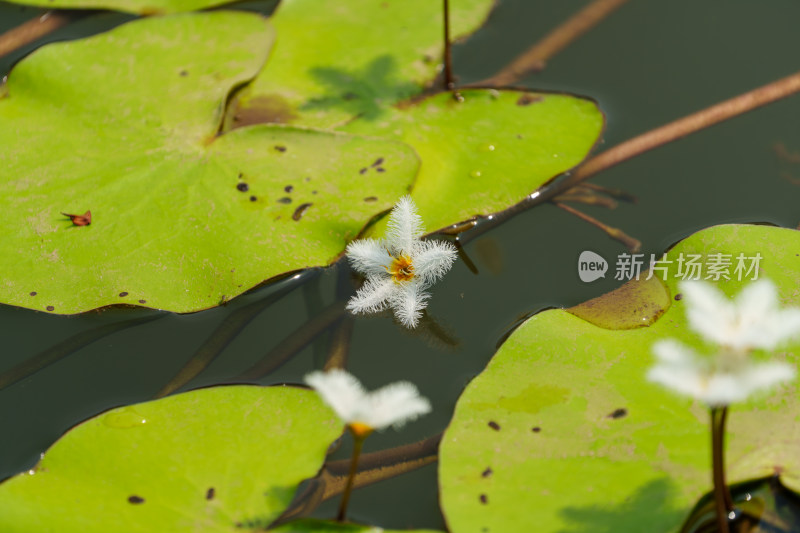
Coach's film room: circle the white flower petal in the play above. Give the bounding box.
[306,370,431,431]
[412,239,457,284]
[390,280,429,328]
[346,277,396,315]
[764,309,800,348]
[740,361,796,395]
[386,195,424,255]
[680,281,733,346]
[305,369,366,422]
[652,339,698,366]
[359,381,432,430]
[346,239,393,277]
[648,339,796,406]
[736,278,779,319]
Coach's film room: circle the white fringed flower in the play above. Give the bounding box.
[648,279,800,406]
[681,279,800,351]
[648,339,795,407]
[345,196,457,328]
[305,369,432,432]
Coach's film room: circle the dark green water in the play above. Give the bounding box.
[1,0,800,529]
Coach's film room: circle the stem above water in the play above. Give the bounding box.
[711,406,733,533]
[443,0,454,90]
[337,428,367,522]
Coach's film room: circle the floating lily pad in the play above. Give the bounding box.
[344,89,604,234]
[272,519,442,532]
[440,224,800,532]
[0,385,344,532]
[0,13,418,314]
[3,0,238,15]
[229,0,495,129]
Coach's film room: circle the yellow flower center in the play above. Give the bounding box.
[349,422,374,438]
[389,255,415,282]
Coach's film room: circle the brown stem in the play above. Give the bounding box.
[476,0,631,87]
[554,201,641,252]
[553,191,618,209]
[0,11,80,58]
[560,71,800,192]
[711,406,734,533]
[452,70,800,246]
[270,433,441,527]
[337,430,365,522]
[443,0,454,90]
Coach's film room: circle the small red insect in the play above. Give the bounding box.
[61,210,91,226]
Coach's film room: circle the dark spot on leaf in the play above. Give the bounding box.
[128,495,145,504]
[479,494,488,504]
[249,196,257,202]
[274,145,287,152]
[481,467,492,478]
[119,292,128,297]
[278,197,292,204]
[206,487,215,500]
[364,196,378,202]
[46,306,54,312]
[517,94,543,106]
[359,167,367,174]
[238,172,243,179]
[62,210,91,226]
[674,293,683,301]
[607,408,628,419]
[342,92,358,101]
[312,190,317,195]
[29,292,36,296]
[138,299,146,304]
[423,54,433,63]
[236,183,249,192]
[293,203,313,221]
[372,157,384,167]
[532,426,541,433]
[284,185,293,193]
[179,70,188,77]
[376,167,386,173]
[488,421,500,431]
[305,177,311,182]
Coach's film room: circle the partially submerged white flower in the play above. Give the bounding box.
[305,369,432,434]
[681,279,800,351]
[648,339,795,407]
[346,195,457,328]
[648,279,800,406]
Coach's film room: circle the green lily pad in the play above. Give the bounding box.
[343,89,604,234]
[0,12,419,314]
[3,0,238,15]
[0,385,344,532]
[440,224,800,532]
[229,0,495,130]
[272,519,442,532]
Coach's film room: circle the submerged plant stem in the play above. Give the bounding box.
[337,430,366,522]
[476,0,631,86]
[554,201,641,252]
[0,11,80,58]
[443,0,454,90]
[711,406,734,533]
